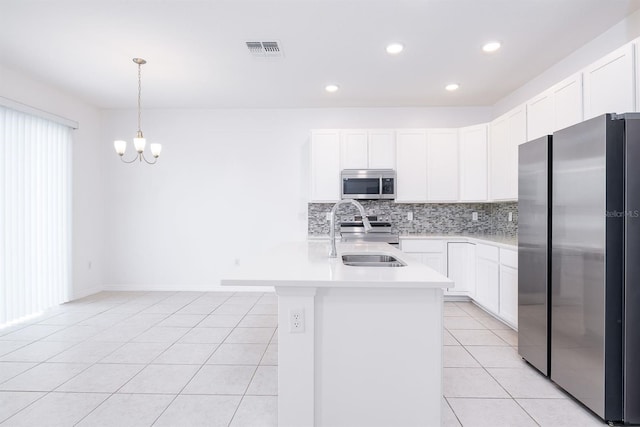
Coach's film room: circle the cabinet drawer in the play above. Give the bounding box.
[500,248,518,268]
[476,244,499,262]
[400,239,445,253]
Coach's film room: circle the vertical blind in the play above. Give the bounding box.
[0,106,72,325]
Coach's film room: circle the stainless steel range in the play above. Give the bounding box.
[340,216,399,246]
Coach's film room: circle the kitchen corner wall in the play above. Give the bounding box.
[308,201,518,237]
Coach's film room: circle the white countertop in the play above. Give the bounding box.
[308,233,517,249]
[221,241,452,289]
[399,233,518,249]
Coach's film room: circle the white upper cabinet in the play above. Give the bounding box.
[583,43,635,119]
[310,130,341,202]
[368,130,396,169]
[490,105,524,201]
[426,129,459,201]
[508,105,528,147]
[527,92,553,141]
[340,129,395,170]
[340,130,368,169]
[396,130,428,202]
[458,124,488,202]
[489,116,508,200]
[527,73,584,140]
[552,73,583,131]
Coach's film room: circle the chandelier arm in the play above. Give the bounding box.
[119,154,140,164]
[141,152,158,165]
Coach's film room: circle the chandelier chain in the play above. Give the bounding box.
[137,62,142,133]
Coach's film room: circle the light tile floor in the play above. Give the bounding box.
[0,292,607,426]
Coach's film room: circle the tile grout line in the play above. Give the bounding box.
[449,301,542,427]
[224,295,276,427]
[146,293,239,426]
[0,291,181,425]
[443,302,540,427]
[67,291,209,427]
[148,292,268,427]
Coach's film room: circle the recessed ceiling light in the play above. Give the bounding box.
[445,83,460,91]
[482,41,501,53]
[386,43,404,55]
[325,84,340,93]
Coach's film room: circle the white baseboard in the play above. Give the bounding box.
[443,295,471,302]
[71,285,102,300]
[102,283,275,293]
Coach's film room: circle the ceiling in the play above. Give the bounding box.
[2,0,640,109]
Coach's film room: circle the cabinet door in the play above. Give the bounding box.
[553,73,583,131]
[368,130,396,169]
[341,130,368,169]
[490,107,523,201]
[459,124,488,201]
[446,242,476,296]
[475,258,500,314]
[414,252,447,276]
[427,129,459,201]
[499,265,518,327]
[527,92,553,141]
[583,43,635,119]
[310,130,341,202]
[489,117,509,200]
[506,106,526,198]
[396,130,428,202]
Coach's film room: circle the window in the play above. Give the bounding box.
[0,106,72,325]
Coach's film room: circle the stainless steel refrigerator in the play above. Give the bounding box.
[518,135,552,377]
[551,113,639,424]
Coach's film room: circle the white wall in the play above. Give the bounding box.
[0,65,105,299]
[101,107,491,290]
[494,7,640,117]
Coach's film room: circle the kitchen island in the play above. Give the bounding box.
[221,241,452,427]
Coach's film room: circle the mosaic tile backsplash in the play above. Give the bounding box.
[308,201,518,237]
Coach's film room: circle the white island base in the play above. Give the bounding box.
[222,242,450,427]
[279,286,443,427]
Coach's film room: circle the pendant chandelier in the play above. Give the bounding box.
[113,58,162,164]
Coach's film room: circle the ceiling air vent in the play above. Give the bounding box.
[245,41,284,59]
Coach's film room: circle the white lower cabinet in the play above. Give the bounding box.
[499,265,518,326]
[446,242,476,297]
[400,238,517,328]
[475,256,500,314]
[400,239,446,276]
[498,248,518,327]
[413,253,447,276]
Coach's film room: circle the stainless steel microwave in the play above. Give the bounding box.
[341,169,396,200]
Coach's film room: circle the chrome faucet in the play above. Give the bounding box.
[329,199,372,258]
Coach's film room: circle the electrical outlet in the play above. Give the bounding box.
[289,309,305,333]
[407,211,413,221]
[472,212,478,221]
[326,212,331,221]
[508,212,513,222]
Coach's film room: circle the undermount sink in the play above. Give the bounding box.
[341,254,407,267]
